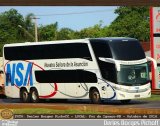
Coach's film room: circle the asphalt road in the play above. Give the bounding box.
[0,98,160,109]
[1,97,160,114]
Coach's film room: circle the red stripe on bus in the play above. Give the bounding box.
[39,83,58,98]
[25,60,45,71]
[27,62,33,86]
[14,84,20,89]
[4,60,58,98]
[24,60,58,98]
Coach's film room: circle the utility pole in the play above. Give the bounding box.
[31,17,40,42]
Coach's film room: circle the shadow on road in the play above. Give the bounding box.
[0,97,150,106]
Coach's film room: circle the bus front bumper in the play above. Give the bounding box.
[115,88,151,100]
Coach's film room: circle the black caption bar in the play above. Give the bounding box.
[14,114,160,119]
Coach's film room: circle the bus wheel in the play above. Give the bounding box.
[90,89,101,104]
[20,88,30,103]
[120,100,131,104]
[30,88,39,103]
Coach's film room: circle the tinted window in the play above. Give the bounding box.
[91,40,112,58]
[109,40,145,60]
[35,70,97,83]
[4,43,92,61]
[97,61,117,83]
[91,39,145,61]
[90,40,117,83]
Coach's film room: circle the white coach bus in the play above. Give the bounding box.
[3,38,157,104]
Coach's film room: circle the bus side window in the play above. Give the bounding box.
[80,70,97,83]
[35,70,97,83]
[100,62,117,83]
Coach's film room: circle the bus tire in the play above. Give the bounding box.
[90,88,101,104]
[30,88,39,103]
[120,99,131,104]
[20,88,30,103]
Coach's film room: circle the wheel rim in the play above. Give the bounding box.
[23,91,28,101]
[32,91,37,101]
[93,92,99,102]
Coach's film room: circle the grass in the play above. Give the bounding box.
[138,94,160,101]
[2,95,160,115]
[13,108,105,114]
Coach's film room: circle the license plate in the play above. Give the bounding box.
[135,95,140,98]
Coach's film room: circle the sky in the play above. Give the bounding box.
[0,6,118,31]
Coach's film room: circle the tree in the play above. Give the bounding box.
[57,28,75,40]
[0,9,25,43]
[23,13,35,41]
[39,22,58,41]
[106,7,150,41]
[76,21,104,39]
[24,13,34,31]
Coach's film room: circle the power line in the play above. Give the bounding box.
[35,9,115,17]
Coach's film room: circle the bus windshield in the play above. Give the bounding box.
[117,63,150,86]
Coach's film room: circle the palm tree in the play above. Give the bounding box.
[24,13,35,31]
[21,13,35,41]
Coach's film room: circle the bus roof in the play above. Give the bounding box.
[4,37,136,47]
[4,39,87,47]
[90,37,137,42]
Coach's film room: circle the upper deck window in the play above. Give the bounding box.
[4,43,92,61]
